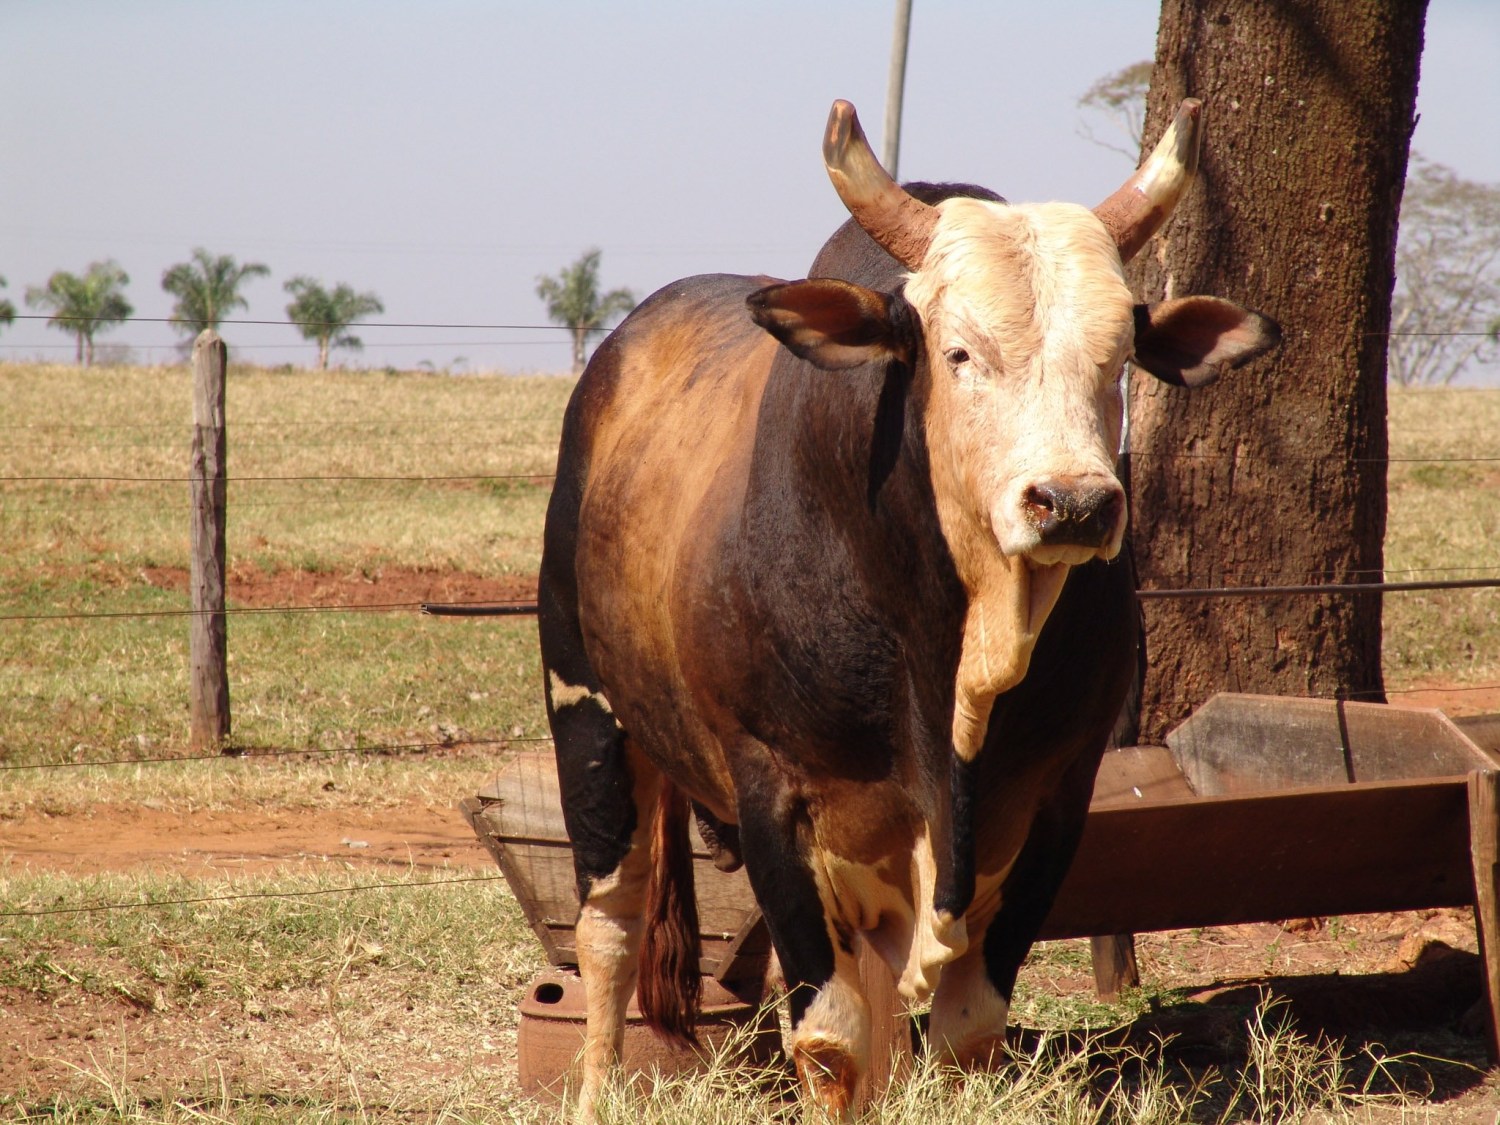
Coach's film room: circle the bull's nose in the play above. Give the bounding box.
[1022,480,1124,549]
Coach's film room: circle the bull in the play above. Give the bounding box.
[537,98,1279,1117]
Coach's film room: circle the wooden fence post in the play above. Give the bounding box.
[189,330,230,750]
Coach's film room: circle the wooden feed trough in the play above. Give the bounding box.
[464,693,1500,1100]
[460,754,778,1098]
[1040,693,1500,1058]
[460,753,770,982]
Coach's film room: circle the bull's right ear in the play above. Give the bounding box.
[1132,296,1281,388]
[747,279,910,370]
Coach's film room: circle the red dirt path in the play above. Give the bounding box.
[3,798,490,878]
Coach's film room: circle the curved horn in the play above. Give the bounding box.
[823,99,939,270]
[1093,98,1203,262]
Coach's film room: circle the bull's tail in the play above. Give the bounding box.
[637,778,702,1045]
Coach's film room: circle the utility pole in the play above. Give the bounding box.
[883,0,913,179]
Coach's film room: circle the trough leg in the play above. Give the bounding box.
[1089,933,1140,1000]
[1466,769,1500,1063]
[855,933,912,1109]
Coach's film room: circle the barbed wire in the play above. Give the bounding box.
[0,472,554,484]
[4,456,1499,485]
[0,872,511,920]
[9,314,570,331]
[4,567,1500,625]
[8,312,1496,338]
[7,676,1497,778]
[0,734,553,772]
[4,671,1498,922]
[0,599,538,623]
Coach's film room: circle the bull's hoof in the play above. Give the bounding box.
[793,1036,861,1118]
[948,1031,1011,1071]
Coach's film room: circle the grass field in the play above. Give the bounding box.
[2,362,1497,767]
[3,362,1500,1121]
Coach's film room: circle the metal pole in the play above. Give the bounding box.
[883,0,913,178]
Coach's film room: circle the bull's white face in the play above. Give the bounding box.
[906,198,1135,571]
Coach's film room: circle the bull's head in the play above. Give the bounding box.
[749,99,1279,755]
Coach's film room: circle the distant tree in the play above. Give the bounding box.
[536,249,635,377]
[283,277,384,370]
[1077,60,1152,160]
[26,260,133,366]
[0,276,15,334]
[161,248,270,342]
[1388,156,1500,386]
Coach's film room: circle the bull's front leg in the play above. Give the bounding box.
[930,741,1103,1069]
[735,767,870,1116]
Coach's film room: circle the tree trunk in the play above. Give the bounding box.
[571,328,587,378]
[1128,0,1426,743]
[319,336,330,371]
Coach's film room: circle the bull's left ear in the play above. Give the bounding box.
[1132,296,1282,388]
[747,279,910,370]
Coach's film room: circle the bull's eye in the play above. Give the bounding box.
[944,347,970,372]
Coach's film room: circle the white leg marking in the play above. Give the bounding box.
[575,892,639,1121]
[790,946,869,1116]
[899,824,968,1000]
[927,941,1011,1068]
[548,669,614,714]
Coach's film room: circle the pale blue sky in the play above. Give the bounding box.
[2,1,1496,375]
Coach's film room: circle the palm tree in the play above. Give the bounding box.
[26,260,133,366]
[161,248,270,341]
[0,276,15,334]
[283,277,384,370]
[536,249,635,376]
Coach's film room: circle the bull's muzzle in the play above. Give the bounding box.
[1022,480,1125,552]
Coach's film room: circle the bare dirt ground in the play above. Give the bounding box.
[136,559,538,610]
[7,565,1500,1117]
[3,797,487,878]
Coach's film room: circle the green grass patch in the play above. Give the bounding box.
[0,867,539,1004]
[0,362,567,766]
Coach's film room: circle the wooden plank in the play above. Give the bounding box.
[1340,703,1493,779]
[460,797,569,965]
[1455,715,1500,760]
[1168,694,1354,796]
[1468,770,1500,1062]
[1042,776,1473,940]
[855,933,911,1110]
[466,756,759,972]
[713,911,772,987]
[477,752,727,857]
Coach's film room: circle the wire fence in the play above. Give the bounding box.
[4,339,1500,920]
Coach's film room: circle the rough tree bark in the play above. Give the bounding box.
[1128,0,1427,744]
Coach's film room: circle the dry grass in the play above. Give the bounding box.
[0,865,550,1121]
[1384,387,1500,689]
[0,361,569,579]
